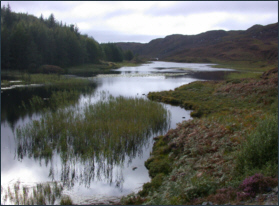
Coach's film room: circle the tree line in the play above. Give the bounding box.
[1,5,134,72]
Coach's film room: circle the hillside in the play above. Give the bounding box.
[116,23,278,65]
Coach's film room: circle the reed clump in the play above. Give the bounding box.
[65,63,121,76]
[1,181,66,205]
[16,93,170,183]
[2,72,94,89]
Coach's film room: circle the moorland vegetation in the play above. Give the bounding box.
[1,4,278,205]
[121,68,278,205]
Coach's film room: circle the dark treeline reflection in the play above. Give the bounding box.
[1,81,97,130]
[15,94,170,188]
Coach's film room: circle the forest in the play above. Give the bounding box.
[1,5,134,72]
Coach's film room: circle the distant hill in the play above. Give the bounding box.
[116,23,278,64]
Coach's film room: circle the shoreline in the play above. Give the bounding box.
[121,67,278,205]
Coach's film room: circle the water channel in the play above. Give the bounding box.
[1,61,233,204]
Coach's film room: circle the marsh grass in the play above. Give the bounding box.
[17,75,96,114]
[65,61,145,76]
[23,88,88,112]
[225,71,262,80]
[1,181,66,205]
[1,72,94,89]
[23,74,94,88]
[1,79,23,87]
[210,60,277,72]
[94,73,188,78]
[65,63,120,76]
[115,61,144,67]
[16,93,170,184]
[60,195,73,205]
[148,72,277,118]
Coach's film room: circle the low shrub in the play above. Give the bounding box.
[145,157,171,178]
[184,175,218,201]
[161,96,180,105]
[190,108,204,117]
[235,114,278,176]
[121,193,146,205]
[151,173,165,189]
[205,187,237,205]
[139,182,152,197]
[139,173,165,197]
[182,100,196,110]
[60,195,73,205]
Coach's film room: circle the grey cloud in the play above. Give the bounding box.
[146,1,278,16]
[215,15,278,31]
[103,9,135,20]
[86,30,164,43]
[3,1,76,14]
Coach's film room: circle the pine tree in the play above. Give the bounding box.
[48,13,56,28]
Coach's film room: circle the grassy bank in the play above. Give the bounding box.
[210,60,277,72]
[65,62,119,76]
[121,68,278,205]
[1,72,93,88]
[65,61,144,76]
[1,60,144,88]
[148,68,277,118]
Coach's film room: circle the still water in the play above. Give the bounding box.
[1,61,233,204]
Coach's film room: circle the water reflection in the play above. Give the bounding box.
[15,95,170,191]
[1,61,234,203]
[1,83,97,129]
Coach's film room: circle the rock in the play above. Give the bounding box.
[266,187,272,192]
[132,167,137,170]
[264,201,273,205]
[272,186,278,194]
[196,172,203,177]
[202,202,213,205]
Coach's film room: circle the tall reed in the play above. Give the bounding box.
[16,93,170,185]
[1,181,66,205]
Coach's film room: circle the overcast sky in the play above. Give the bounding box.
[2,1,278,43]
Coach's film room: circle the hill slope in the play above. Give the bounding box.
[116,23,278,64]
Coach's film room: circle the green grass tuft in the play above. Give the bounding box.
[235,114,278,177]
